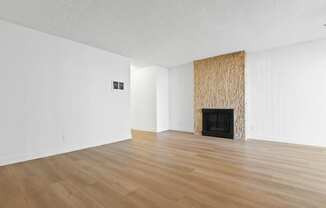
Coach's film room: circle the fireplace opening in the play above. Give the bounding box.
[202,109,234,139]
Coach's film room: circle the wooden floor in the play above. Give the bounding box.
[1,131,326,208]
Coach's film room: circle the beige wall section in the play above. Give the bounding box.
[194,51,245,140]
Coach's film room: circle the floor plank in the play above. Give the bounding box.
[1,130,326,208]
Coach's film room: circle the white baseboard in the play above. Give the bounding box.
[0,137,131,167]
[248,136,326,148]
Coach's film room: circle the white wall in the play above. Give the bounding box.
[156,68,169,132]
[246,39,326,147]
[169,63,194,132]
[130,66,157,132]
[131,66,169,132]
[0,20,131,166]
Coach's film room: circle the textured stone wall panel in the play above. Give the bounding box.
[194,51,245,140]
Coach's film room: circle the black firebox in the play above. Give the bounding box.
[202,109,234,139]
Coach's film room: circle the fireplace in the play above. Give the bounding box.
[202,109,234,139]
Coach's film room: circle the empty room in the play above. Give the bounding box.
[1,1,326,207]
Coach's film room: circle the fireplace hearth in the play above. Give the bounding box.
[202,109,234,139]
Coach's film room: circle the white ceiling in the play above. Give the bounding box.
[0,0,326,67]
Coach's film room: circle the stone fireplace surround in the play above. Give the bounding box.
[194,51,245,140]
